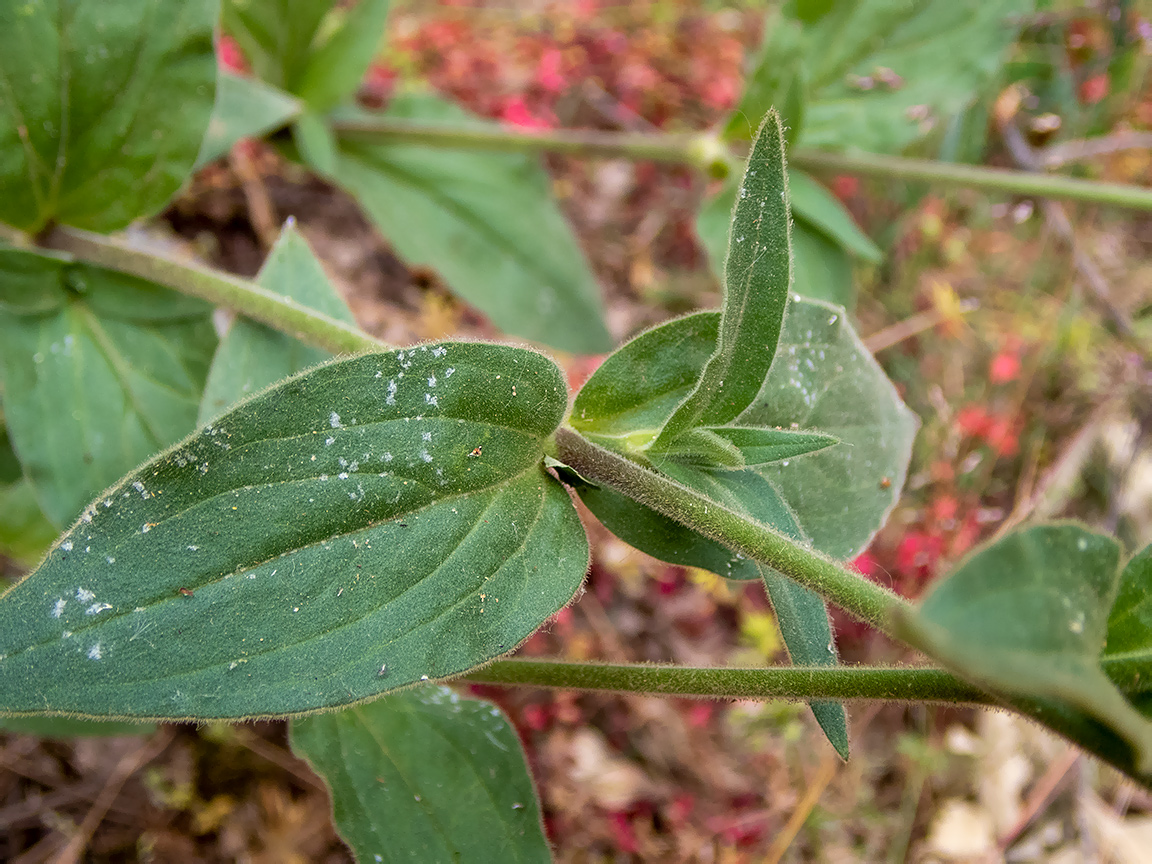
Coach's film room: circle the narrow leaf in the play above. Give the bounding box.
[655,428,745,469]
[788,170,881,263]
[0,344,586,720]
[0,249,217,528]
[697,175,856,307]
[199,221,355,423]
[221,0,331,91]
[296,0,391,112]
[894,525,1152,773]
[702,426,838,468]
[724,15,807,145]
[0,0,217,232]
[292,112,339,176]
[328,95,611,354]
[195,72,301,170]
[290,686,552,863]
[653,110,792,449]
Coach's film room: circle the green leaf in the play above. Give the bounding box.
[788,171,881,263]
[327,95,611,354]
[0,0,217,233]
[194,72,302,170]
[0,249,217,528]
[292,111,339,176]
[1106,544,1152,660]
[0,716,154,738]
[725,15,807,146]
[0,479,58,569]
[790,0,1033,153]
[0,344,586,720]
[295,0,391,112]
[652,111,791,451]
[697,175,858,307]
[656,428,745,469]
[199,222,355,423]
[894,524,1152,773]
[290,686,551,863]
[702,426,838,468]
[221,0,331,91]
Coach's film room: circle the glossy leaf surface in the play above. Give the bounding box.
[653,111,791,449]
[895,525,1152,773]
[291,686,551,863]
[0,0,217,232]
[0,344,585,720]
[195,72,301,169]
[0,249,217,528]
[330,96,611,354]
[199,223,354,423]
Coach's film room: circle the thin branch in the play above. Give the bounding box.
[41,226,385,356]
[1039,131,1152,169]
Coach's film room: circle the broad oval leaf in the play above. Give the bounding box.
[1105,543,1152,714]
[291,685,551,863]
[0,343,586,721]
[0,249,217,528]
[0,0,217,232]
[328,95,611,354]
[894,524,1152,773]
[653,110,791,449]
[199,221,354,423]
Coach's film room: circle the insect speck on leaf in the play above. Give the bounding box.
[378,663,388,677]
[468,446,482,458]
[879,477,892,489]
[178,587,194,597]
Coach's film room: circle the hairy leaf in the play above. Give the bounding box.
[653,111,791,449]
[0,249,217,528]
[328,96,611,354]
[0,0,217,232]
[199,222,355,423]
[291,686,551,863]
[895,525,1152,773]
[697,173,857,307]
[0,344,586,720]
[195,72,301,169]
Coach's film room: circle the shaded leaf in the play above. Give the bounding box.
[725,15,807,146]
[0,249,217,528]
[292,111,339,176]
[295,0,391,112]
[894,525,1152,773]
[221,0,331,92]
[653,111,791,450]
[199,222,355,423]
[0,0,217,232]
[195,72,301,169]
[291,686,551,863]
[0,344,586,720]
[790,0,1032,153]
[788,170,881,263]
[0,716,154,737]
[0,479,58,569]
[328,95,610,353]
[1105,543,1152,714]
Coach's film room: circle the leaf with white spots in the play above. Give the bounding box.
[894,524,1152,774]
[198,222,355,423]
[0,0,217,233]
[0,248,217,528]
[0,343,586,721]
[290,685,552,863]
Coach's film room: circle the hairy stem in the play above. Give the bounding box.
[41,226,384,356]
[789,150,1152,211]
[553,427,911,635]
[467,659,993,704]
[329,117,1152,210]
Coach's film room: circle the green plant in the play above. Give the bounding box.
[2,1,1152,860]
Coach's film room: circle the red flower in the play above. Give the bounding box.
[1079,73,1110,105]
[536,47,567,93]
[216,34,248,73]
[500,96,553,130]
[956,405,993,438]
[989,349,1021,384]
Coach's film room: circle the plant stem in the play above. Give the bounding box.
[332,116,735,174]
[466,659,994,704]
[789,150,1152,211]
[41,226,384,356]
[552,427,911,635]
[329,117,1152,210]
